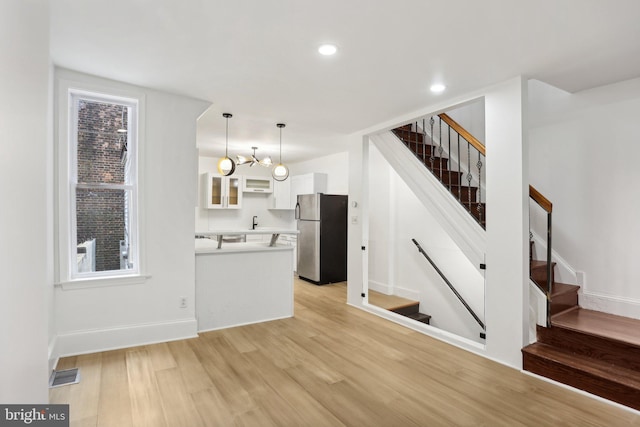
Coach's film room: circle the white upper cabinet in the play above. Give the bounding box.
[204,173,242,209]
[269,178,292,210]
[243,176,273,193]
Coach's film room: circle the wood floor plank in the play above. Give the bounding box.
[190,387,235,427]
[156,368,206,427]
[144,342,177,371]
[125,349,167,427]
[68,353,102,423]
[96,350,133,427]
[166,339,213,394]
[49,278,640,426]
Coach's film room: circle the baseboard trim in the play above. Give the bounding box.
[580,291,640,320]
[55,318,198,359]
[48,335,58,374]
[368,280,392,295]
[197,314,293,333]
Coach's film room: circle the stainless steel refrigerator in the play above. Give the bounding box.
[296,193,348,285]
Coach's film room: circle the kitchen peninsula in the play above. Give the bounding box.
[195,229,298,332]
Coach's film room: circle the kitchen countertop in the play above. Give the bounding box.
[195,238,293,254]
[196,228,298,236]
[196,228,298,249]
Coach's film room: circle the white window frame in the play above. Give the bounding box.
[56,78,147,288]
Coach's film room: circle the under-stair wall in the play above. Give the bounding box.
[368,144,485,342]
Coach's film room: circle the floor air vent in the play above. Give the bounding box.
[49,368,80,388]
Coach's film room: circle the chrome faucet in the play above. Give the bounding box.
[252,215,258,230]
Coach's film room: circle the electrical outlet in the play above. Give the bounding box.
[179,297,187,308]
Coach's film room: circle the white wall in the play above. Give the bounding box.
[53,69,210,357]
[289,151,349,194]
[368,145,485,342]
[0,0,50,403]
[529,77,640,319]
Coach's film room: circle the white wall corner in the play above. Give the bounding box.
[347,134,368,306]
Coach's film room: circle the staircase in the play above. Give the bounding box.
[392,121,486,228]
[523,242,640,411]
[367,290,431,325]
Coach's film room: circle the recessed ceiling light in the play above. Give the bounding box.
[430,84,446,93]
[318,44,338,56]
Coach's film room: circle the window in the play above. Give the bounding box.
[62,89,141,282]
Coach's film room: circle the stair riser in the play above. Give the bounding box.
[550,291,578,315]
[537,325,640,372]
[449,186,478,201]
[531,267,555,288]
[523,353,640,411]
[393,129,425,143]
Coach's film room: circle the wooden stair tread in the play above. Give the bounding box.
[530,260,556,269]
[552,308,640,348]
[523,342,640,389]
[367,290,418,311]
[550,282,580,297]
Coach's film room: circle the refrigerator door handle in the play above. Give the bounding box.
[295,202,300,219]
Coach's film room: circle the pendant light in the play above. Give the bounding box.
[272,123,289,181]
[237,147,272,167]
[217,113,236,176]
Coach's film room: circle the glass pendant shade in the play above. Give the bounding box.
[272,163,289,181]
[218,156,236,176]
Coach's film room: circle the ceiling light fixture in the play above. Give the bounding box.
[430,83,446,93]
[217,113,236,176]
[236,147,272,168]
[272,123,289,181]
[318,44,338,56]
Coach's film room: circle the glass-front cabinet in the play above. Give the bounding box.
[204,173,242,209]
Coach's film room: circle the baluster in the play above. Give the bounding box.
[467,140,472,210]
[477,151,483,225]
[446,118,452,190]
[422,118,426,163]
[457,134,461,201]
[414,121,418,157]
[429,117,435,170]
[438,117,443,179]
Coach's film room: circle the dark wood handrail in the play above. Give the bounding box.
[529,185,552,213]
[438,113,486,156]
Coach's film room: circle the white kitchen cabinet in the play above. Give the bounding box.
[290,173,327,209]
[269,178,292,210]
[243,176,273,193]
[204,173,242,209]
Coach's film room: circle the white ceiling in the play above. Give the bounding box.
[50,0,640,163]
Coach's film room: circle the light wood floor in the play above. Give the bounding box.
[50,278,640,426]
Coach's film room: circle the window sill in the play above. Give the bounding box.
[56,274,152,290]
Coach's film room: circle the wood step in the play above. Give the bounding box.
[389,302,420,316]
[448,185,478,201]
[522,342,640,411]
[405,312,431,325]
[530,260,556,288]
[393,128,425,143]
[549,282,579,315]
[538,312,640,372]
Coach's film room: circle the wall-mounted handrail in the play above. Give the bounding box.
[529,185,552,213]
[438,113,485,156]
[528,186,553,327]
[411,238,485,331]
